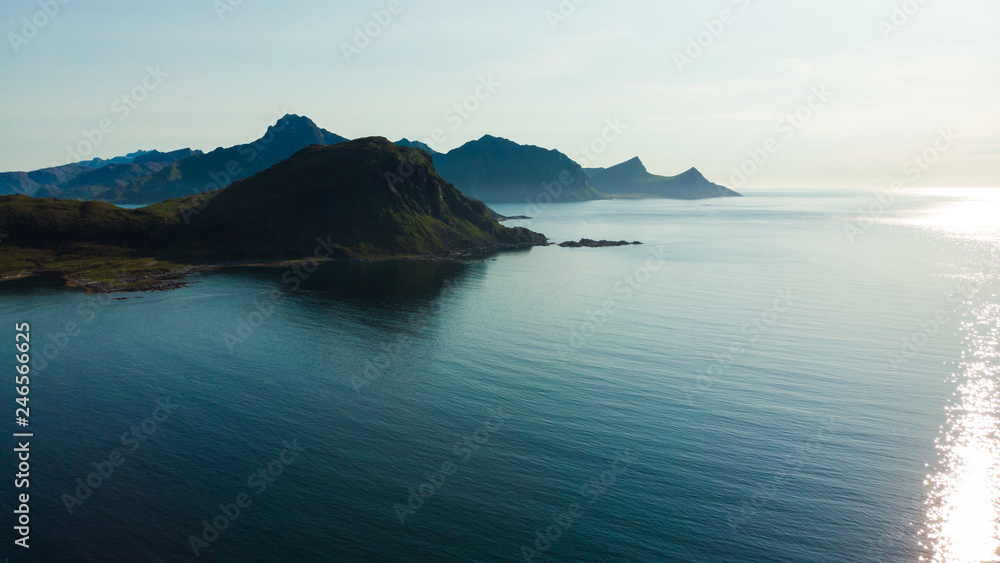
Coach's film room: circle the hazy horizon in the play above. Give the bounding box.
[1,0,997,189]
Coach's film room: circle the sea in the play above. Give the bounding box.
[2,188,999,562]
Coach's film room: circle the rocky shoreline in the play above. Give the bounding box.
[7,239,551,294]
[558,239,643,248]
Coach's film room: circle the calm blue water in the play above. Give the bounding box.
[2,189,999,562]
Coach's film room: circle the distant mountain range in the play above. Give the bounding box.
[0,138,547,289]
[0,115,740,205]
[111,114,348,204]
[586,157,740,199]
[43,149,203,200]
[433,135,603,203]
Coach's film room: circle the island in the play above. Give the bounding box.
[0,138,548,292]
[558,239,643,248]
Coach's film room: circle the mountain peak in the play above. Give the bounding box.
[677,167,707,181]
[434,136,602,203]
[592,156,648,183]
[395,138,439,154]
[618,157,648,174]
[172,136,547,258]
[476,134,516,145]
[276,113,312,124]
[587,158,739,199]
[270,113,319,134]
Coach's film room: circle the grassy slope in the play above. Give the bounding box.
[168,139,545,261]
[0,195,190,284]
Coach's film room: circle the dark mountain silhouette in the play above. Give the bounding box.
[586,157,740,199]
[0,162,99,197]
[1,117,738,205]
[0,151,174,197]
[0,138,547,288]
[108,114,349,204]
[172,137,546,260]
[434,135,602,203]
[75,150,154,168]
[395,139,440,154]
[50,148,202,200]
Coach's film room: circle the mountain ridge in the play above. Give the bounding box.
[108,114,349,204]
[0,137,547,290]
[587,157,741,199]
[433,135,603,203]
[2,116,739,204]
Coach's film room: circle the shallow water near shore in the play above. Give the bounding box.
[2,188,999,562]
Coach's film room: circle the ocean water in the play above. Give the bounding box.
[2,188,999,562]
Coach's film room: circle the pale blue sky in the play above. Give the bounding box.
[1,0,997,188]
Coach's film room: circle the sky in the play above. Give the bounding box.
[1,0,997,189]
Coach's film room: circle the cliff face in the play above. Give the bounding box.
[433,135,603,203]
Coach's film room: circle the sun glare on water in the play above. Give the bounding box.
[922,318,1000,562]
[903,189,1000,242]
[893,189,1000,562]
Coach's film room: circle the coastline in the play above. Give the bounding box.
[0,240,548,293]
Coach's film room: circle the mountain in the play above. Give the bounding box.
[433,135,603,203]
[171,137,546,260]
[108,114,349,204]
[395,139,439,154]
[0,138,547,288]
[48,148,202,200]
[586,157,740,199]
[0,151,172,197]
[0,115,347,204]
[0,162,100,196]
[75,150,155,168]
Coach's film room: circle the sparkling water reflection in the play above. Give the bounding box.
[923,300,1000,562]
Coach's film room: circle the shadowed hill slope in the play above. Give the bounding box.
[108,114,350,204]
[0,137,547,286]
[434,135,603,203]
